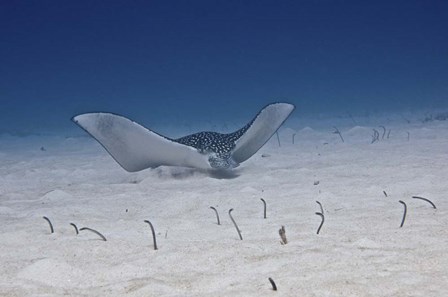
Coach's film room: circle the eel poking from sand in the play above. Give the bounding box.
[72,102,295,172]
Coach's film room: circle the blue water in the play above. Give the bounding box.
[1,1,447,135]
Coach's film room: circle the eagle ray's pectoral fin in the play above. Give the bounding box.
[230,103,295,163]
[72,113,211,172]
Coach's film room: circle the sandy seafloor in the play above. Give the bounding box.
[1,112,448,297]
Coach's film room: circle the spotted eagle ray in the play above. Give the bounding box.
[72,102,295,171]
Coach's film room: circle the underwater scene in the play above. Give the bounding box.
[1,1,447,296]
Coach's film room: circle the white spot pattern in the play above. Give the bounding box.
[173,121,252,169]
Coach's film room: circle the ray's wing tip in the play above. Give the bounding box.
[262,102,295,118]
[279,102,295,109]
[71,113,96,124]
[72,112,118,127]
[267,102,296,112]
[273,101,295,106]
[71,114,81,123]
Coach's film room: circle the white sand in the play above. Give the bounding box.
[1,113,447,296]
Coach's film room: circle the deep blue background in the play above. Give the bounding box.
[1,0,447,134]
